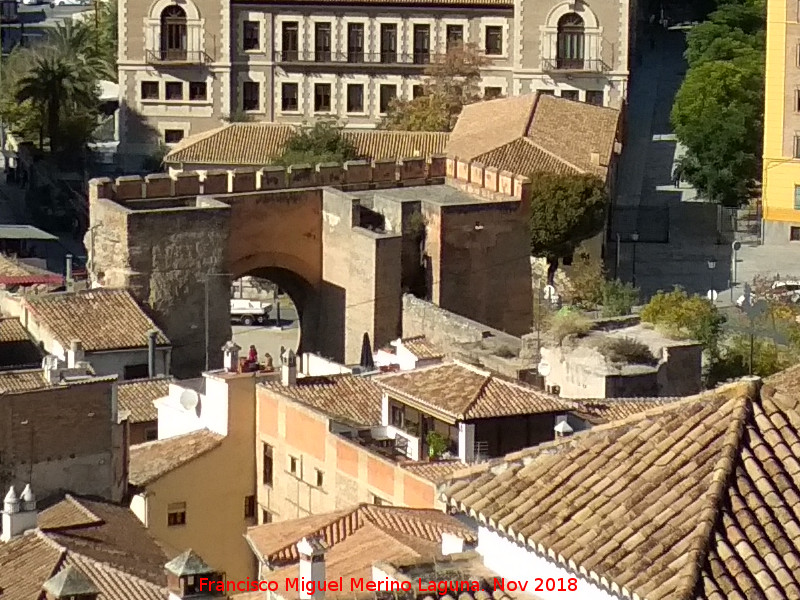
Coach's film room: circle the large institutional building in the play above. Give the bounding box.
[117,0,638,166]
[763,0,800,244]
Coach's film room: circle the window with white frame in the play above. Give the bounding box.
[379,84,397,113]
[484,25,502,55]
[314,83,332,112]
[141,81,159,100]
[347,83,364,113]
[242,81,260,111]
[243,20,260,51]
[281,82,299,111]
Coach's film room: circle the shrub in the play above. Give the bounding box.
[601,279,639,317]
[708,335,797,383]
[493,345,517,358]
[548,308,592,345]
[595,337,657,366]
[640,287,725,351]
[560,251,605,309]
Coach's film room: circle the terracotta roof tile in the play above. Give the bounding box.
[0,368,53,392]
[444,376,800,600]
[526,94,620,177]
[0,317,32,343]
[475,137,581,177]
[398,336,445,360]
[117,377,172,423]
[0,494,170,600]
[446,95,538,162]
[246,504,476,567]
[377,361,568,421]
[0,253,58,278]
[400,459,467,483]
[261,375,383,427]
[165,123,449,167]
[23,289,169,352]
[570,397,682,425]
[128,429,225,486]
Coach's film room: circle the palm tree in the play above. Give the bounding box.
[46,21,113,81]
[16,54,98,152]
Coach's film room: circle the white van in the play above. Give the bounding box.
[230,299,272,326]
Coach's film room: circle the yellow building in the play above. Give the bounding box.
[763,0,800,243]
[128,363,276,581]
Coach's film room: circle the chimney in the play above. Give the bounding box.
[297,537,327,600]
[164,549,223,600]
[42,354,61,384]
[1,484,38,542]
[67,340,84,368]
[65,254,74,292]
[281,349,297,386]
[554,416,574,438]
[147,329,158,377]
[222,341,241,372]
[441,532,465,555]
[42,565,99,600]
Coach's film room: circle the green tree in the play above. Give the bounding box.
[383,44,487,132]
[601,280,639,317]
[640,287,726,351]
[46,20,113,81]
[709,335,796,382]
[274,121,358,166]
[528,173,608,283]
[94,0,119,78]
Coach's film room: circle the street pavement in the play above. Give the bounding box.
[231,299,301,363]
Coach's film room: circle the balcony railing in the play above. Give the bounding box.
[541,57,609,73]
[146,49,210,65]
[274,50,432,67]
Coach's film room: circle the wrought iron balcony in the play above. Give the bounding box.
[274,50,432,68]
[146,49,211,65]
[541,57,609,73]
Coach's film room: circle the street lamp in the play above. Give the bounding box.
[707,258,717,270]
[630,232,639,287]
[205,272,233,371]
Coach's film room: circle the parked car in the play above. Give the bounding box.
[50,0,90,6]
[230,298,272,326]
[736,280,800,308]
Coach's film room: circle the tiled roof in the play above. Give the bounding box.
[400,459,468,483]
[128,429,225,486]
[377,361,568,421]
[474,137,581,177]
[0,253,58,278]
[0,368,52,392]
[526,94,620,176]
[261,374,383,427]
[0,317,32,342]
[23,289,170,352]
[443,376,800,600]
[446,95,538,162]
[570,397,681,425]
[0,494,170,600]
[118,377,172,423]
[164,123,449,167]
[398,336,445,360]
[246,503,476,568]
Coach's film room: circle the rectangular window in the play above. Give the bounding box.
[262,443,273,486]
[372,494,392,506]
[413,24,430,64]
[244,495,256,518]
[281,82,298,112]
[242,81,260,111]
[390,404,405,428]
[164,130,184,144]
[796,90,800,112]
[586,90,604,106]
[795,136,800,159]
[561,90,579,101]
[282,21,299,61]
[484,86,502,99]
[485,25,503,55]
[141,81,159,100]
[380,23,397,63]
[412,85,425,99]
[262,509,273,524]
[189,81,207,101]
[446,24,464,51]
[347,84,364,113]
[315,22,332,61]
[347,23,364,62]
[165,81,183,100]
[795,185,800,209]
[791,226,800,241]
[289,455,302,477]
[243,20,260,51]
[315,468,324,487]
[379,84,397,113]
[167,502,186,526]
[539,89,555,95]
[123,364,149,379]
[314,83,331,112]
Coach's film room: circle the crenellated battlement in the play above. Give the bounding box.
[89,155,532,206]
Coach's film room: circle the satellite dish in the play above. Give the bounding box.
[537,360,551,377]
[179,389,199,411]
[543,285,557,300]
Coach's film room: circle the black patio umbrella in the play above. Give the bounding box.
[359,332,375,371]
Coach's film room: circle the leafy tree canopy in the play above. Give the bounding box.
[274,121,359,166]
[383,44,487,132]
[640,287,726,350]
[528,173,608,261]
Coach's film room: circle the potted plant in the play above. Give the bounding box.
[426,431,449,460]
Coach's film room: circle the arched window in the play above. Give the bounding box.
[160,5,187,61]
[556,13,585,69]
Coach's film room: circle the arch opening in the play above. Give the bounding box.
[556,13,585,69]
[160,5,187,61]
[229,267,315,368]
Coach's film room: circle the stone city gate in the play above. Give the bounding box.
[87,156,533,377]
